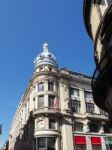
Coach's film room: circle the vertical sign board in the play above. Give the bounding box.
[0,124,2,134]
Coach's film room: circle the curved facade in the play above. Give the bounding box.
[83,0,112,114]
[8,43,112,150]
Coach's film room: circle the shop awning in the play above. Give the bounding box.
[91,137,101,145]
[74,136,86,145]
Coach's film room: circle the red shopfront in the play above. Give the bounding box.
[74,136,102,150]
[74,136,86,150]
[91,137,101,150]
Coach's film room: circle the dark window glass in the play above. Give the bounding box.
[70,88,79,97]
[84,91,93,99]
[38,137,55,150]
[89,122,99,132]
[38,138,46,149]
[48,82,54,91]
[38,96,44,108]
[38,83,44,91]
[49,96,55,107]
[71,100,80,113]
[104,123,112,133]
[86,103,94,113]
[49,119,55,129]
[74,122,83,132]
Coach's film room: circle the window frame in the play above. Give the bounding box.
[70,87,79,97]
[38,82,44,92]
[86,102,94,113]
[71,100,80,113]
[38,95,44,108]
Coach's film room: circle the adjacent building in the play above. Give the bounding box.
[8,43,112,150]
[83,0,112,115]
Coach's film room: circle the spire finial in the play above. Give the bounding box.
[43,42,49,52]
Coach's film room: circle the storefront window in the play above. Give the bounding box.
[74,136,86,150]
[37,137,55,150]
[91,137,101,150]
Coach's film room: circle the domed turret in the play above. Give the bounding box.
[34,42,58,72]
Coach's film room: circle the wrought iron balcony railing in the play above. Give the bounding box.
[92,47,112,114]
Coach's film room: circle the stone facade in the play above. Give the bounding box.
[8,43,112,150]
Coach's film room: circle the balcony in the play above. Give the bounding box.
[85,112,108,120]
[92,48,112,114]
[33,107,61,116]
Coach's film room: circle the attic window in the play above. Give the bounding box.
[48,54,52,58]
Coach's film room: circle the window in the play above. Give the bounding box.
[84,91,93,100]
[74,122,83,132]
[104,122,112,133]
[38,82,44,91]
[70,87,79,97]
[89,122,99,132]
[49,119,55,129]
[86,103,94,113]
[71,100,80,113]
[49,95,55,107]
[38,137,55,150]
[48,82,54,91]
[38,96,44,108]
[100,109,108,115]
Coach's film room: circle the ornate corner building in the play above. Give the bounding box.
[83,0,112,115]
[8,43,112,150]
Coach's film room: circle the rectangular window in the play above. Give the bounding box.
[70,87,79,97]
[38,82,44,91]
[49,119,55,129]
[86,103,94,113]
[71,100,80,113]
[38,96,44,108]
[100,109,108,115]
[84,91,93,100]
[48,82,54,91]
[74,122,83,132]
[49,95,55,107]
[38,137,55,150]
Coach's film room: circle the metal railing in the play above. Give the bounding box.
[92,47,112,90]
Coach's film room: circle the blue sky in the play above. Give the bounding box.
[0,0,94,147]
